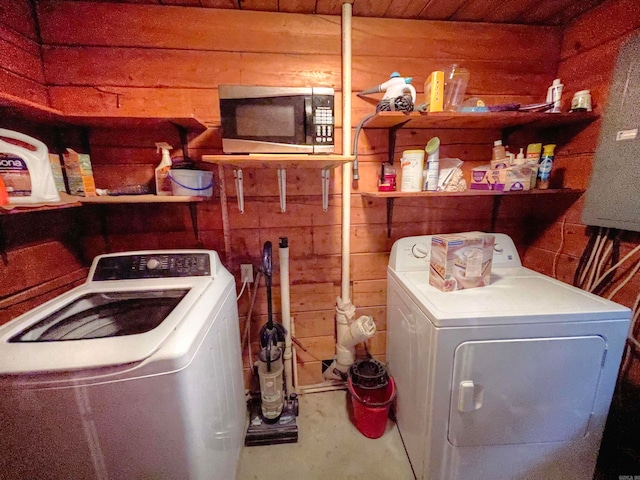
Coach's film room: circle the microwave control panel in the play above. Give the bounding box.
[312,89,334,147]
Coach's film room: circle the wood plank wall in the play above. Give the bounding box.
[0,1,87,324]
[553,0,640,379]
[6,0,612,387]
[0,0,48,105]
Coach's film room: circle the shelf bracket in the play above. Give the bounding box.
[386,197,395,238]
[388,120,411,164]
[233,169,244,214]
[0,217,7,265]
[172,122,190,159]
[321,168,331,211]
[277,168,287,212]
[491,195,503,231]
[189,203,201,245]
[96,204,111,252]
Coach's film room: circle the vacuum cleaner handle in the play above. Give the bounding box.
[262,241,273,329]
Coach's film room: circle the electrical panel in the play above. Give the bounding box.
[582,33,640,232]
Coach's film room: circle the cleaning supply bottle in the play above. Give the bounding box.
[425,136,440,191]
[492,140,506,161]
[0,129,60,204]
[0,176,8,205]
[514,148,525,165]
[546,79,563,113]
[155,142,173,196]
[537,144,556,189]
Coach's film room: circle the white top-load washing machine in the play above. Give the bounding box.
[0,250,246,480]
[386,234,630,480]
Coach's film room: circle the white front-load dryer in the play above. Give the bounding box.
[0,250,246,480]
[386,234,630,480]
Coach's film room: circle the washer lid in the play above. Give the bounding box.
[9,289,189,342]
[0,278,215,374]
[395,268,630,327]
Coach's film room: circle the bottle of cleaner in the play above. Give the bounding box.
[537,144,556,189]
[546,79,563,113]
[492,140,506,161]
[155,142,173,196]
[0,129,60,204]
[424,136,440,191]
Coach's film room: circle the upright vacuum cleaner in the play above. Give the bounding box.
[245,240,299,446]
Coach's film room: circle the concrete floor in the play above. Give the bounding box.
[236,389,415,480]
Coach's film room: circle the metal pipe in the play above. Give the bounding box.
[279,237,294,397]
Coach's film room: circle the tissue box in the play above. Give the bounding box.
[62,149,96,196]
[470,165,532,191]
[429,232,495,292]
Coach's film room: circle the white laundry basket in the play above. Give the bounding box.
[169,169,213,197]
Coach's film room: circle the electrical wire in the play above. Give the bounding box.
[585,227,607,291]
[606,259,640,301]
[591,242,640,292]
[351,112,375,181]
[241,270,263,374]
[236,279,249,301]
[552,215,567,279]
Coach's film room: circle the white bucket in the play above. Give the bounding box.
[400,149,425,192]
[169,169,213,197]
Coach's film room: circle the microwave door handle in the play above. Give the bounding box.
[305,97,313,145]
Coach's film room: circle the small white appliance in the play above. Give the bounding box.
[0,250,246,480]
[386,233,630,480]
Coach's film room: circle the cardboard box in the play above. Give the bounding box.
[48,153,67,193]
[470,165,532,191]
[425,71,444,112]
[62,149,96,196]
[429,232,495,292]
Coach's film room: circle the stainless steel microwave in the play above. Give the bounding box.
[218,85,334,154]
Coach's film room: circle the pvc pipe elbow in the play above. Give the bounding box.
[339,315,377,349]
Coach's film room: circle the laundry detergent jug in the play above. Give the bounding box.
[0,129,60,204]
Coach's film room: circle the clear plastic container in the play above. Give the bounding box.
[444,64,470,112]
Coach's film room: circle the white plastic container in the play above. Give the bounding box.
[400,150,425,192]
[0,129,60,204]
[169,170,213,197]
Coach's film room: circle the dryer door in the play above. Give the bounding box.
[448,336,606,446]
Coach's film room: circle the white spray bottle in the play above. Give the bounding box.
[155,142,173,196]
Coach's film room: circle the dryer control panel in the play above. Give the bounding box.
[389,233,521,272]
[92,253,211,280]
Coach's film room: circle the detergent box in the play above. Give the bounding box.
[429,232,495,292]
[470,165,532,191]
[62,149,96,196]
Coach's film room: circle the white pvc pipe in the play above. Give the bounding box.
[279,238,294,397]
[341,1,352,303]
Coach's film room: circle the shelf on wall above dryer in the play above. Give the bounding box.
[362,111,599,130]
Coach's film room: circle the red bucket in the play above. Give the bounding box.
[348,376,396,439]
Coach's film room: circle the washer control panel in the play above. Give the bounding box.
[92,253,211,280]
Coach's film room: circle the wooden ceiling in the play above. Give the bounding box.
[84,0,605,26]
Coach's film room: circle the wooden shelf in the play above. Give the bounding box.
[1,193,206,214]
[202,154,354,169]
[0,92,208,132]
[361,188,585,198]
[362,111,598,130]
[78,194,207,204]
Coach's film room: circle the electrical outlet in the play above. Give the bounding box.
[241,264,254,283]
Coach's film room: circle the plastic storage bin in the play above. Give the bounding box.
[169,170,213,197]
